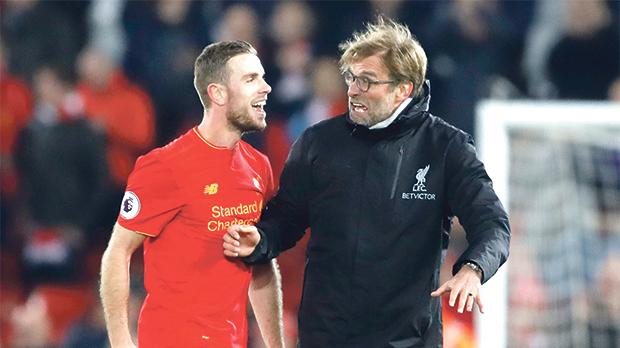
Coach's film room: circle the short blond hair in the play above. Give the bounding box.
[339,17,427,97]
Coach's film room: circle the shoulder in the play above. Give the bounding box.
[297,115,348,145]
[238,140,269,162]
[424,114,473,146]
[131,148,171,180]
[238,140,271,167]
[134,129,197,172]
[156,129,201,161]
[307,114,347,134]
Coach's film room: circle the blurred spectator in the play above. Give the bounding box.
[61,288,113,348]
[522,0,569,98]
[61,281,146,348]
[307,1,366,57]
[0,277,25,345]
[77,45,155,187]
[426,0,518,136]
[267,1,316,120]
[14,64,110,238]
[0,0,82,83]
[0,41,33,238]
[62,304,108,348]
[588,253,620,347]
[365,0,437,45]
[287,57,347,143]
[88,0,127,64]
[584,152,620,347]
[123,0,208,145]
[9,291,50,348]
[609,77,620,101]
[547,0,620,100]
[76,45,155,228]
[10,284,94,348]
[258,1,318,183]
[213,3,265,149]
[21,226,83,289]
[270,1,315,47]
[309,1,436,57]
[215,4,261,49]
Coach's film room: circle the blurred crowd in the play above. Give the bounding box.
[0,0,618,347]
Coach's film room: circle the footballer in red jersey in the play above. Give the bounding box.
[101,41,285,348]
[118,127,274,347]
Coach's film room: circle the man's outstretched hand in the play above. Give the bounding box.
[223,225,261,257]
[430,266,485,314]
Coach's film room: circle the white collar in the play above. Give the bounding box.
[369,97,413,129]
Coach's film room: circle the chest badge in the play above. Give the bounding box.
[413,164,430,192]
[203,183,219,195]
[402,164,436,200]
[252,177,261,190]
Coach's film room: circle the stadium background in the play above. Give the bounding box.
[0,0,618,347]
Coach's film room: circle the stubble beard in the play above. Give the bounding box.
[349,99,392,128]
[226,107,266,134]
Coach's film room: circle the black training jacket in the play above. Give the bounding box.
[246,81,510,348]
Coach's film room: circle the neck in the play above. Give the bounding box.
[196,108,242,149]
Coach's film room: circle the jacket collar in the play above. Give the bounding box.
[346,80,431,140]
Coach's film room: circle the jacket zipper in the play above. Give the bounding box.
[390,145,404,199]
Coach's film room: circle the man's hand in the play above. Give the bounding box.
[223,225,261,257]
[430,266,484,314]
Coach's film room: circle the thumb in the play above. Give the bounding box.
[235,225,258,235]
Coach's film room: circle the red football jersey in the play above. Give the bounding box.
[117,127,274,348]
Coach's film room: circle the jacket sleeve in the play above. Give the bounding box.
[244,130,312,264]
[445,133,510,283]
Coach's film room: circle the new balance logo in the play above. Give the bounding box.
[204,183,219,195]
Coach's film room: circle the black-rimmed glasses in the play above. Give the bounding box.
[343,70,396,92]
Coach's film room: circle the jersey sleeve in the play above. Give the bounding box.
[116,153,183,237]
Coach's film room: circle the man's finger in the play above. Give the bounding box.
[448,284,461,307]
[476,293,485,314]
[223,250,239,257]
[466,293,475,312]
[226,226,241,239]
[457,289,469,313]
[235,225,257,233]
[430,283,448,297]
[223,233,240,246]
[223,241,239,252]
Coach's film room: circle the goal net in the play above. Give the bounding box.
[475,101,620,348]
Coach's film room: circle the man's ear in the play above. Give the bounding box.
[207,83,227,106]
[398,81,414,99]
[393,81,414,104]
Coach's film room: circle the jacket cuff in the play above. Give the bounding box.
[242,227,270,264]
[454,260,486,283]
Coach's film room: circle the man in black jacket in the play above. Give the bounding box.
[224,17,510,348]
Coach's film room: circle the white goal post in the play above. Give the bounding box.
[475,100,620,348]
